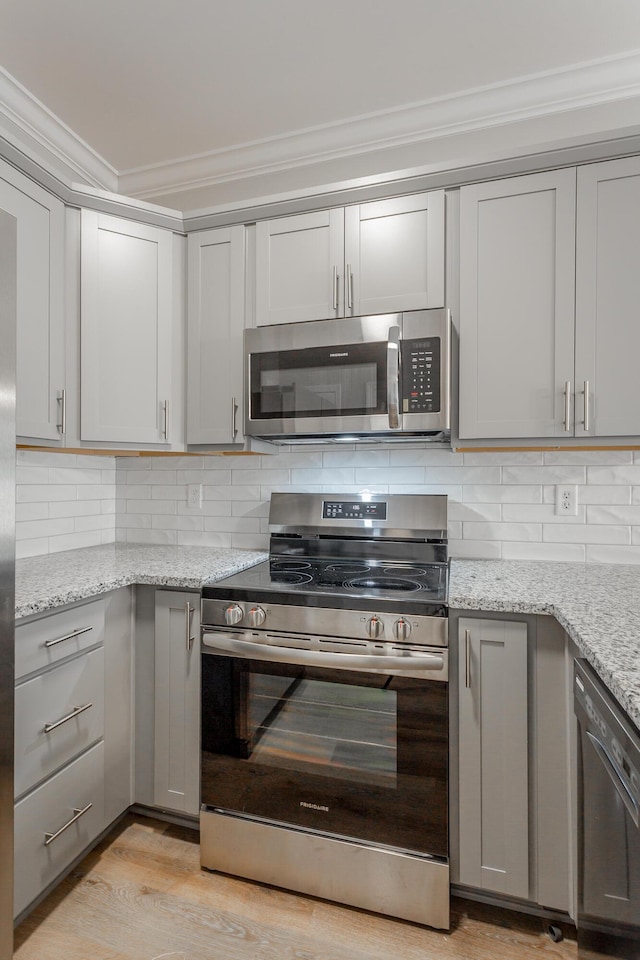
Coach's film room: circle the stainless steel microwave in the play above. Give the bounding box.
[244,308,450,443]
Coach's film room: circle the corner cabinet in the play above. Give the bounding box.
[452,614,571,914]
[254,191,445,326]
[0,162,65,443]
[80,211,175,445]
[187,225,246,445]
[153,590,201,816]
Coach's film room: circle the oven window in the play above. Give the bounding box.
[248,675,397,787]
[250,342,387,420]
[201,655,448,858]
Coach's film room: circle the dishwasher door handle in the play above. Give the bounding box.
[586,729,640,827]
[202,632,446,675]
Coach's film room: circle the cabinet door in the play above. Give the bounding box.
[187,225,245,444]
[457,618,529,899]
[154,591,200,815]
[0,166,65,442]
[344,191,444,316]
[459,170,576,439]
[80,211,173,444]
[255,209,344,325]
[575,156,640,437]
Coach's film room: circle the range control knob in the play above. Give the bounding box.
[224,603,243,626]
[393,617,412,642]
[248,605,266,628]
[366,615,384,639]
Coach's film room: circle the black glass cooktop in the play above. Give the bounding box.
[204,557,449,614]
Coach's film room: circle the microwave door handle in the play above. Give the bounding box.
[387,325,401,429]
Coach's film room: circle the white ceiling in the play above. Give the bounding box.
[1,0,640,210]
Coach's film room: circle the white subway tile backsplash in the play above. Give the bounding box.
[449,539,502,559]
[587,466,640,484]
[502,466,586,485]
[543,524,630,544]
[463,521,542,541]
[586,544,640,563]
[16,445,640,564]
[501,542,586,562]
[464,485,542,503]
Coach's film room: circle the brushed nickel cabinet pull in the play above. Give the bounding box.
[583,380,590,432]
[44,625,93,648]
[44,702,93,734]
[185,601,195,651]
[44,803,93,846]
[346,264,353,311]
[162,399,169,440]
[332,266,338,311]
[464,629,471,689]
[563,381,572,433]
[231,397,238,440]
[56,389,66,435]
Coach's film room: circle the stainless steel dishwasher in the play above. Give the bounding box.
[574,659,640,959]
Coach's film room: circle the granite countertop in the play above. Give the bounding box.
[14,544,640,729]
[15,542,268,620]
[449,558,640,730]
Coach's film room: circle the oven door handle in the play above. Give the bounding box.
[202,632,445,674]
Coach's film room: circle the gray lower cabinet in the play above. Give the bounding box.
[452,613,571,914]
[152,590,201,817]
[13,591,133,919]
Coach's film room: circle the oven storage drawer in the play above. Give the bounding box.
[15,599,105,681]
[15,646,105,798]
[14,741,105,918]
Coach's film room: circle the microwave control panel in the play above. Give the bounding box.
[401,338,441,413]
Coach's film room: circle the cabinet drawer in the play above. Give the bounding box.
[15,600,105,680]
[14,741,105,918]
[15,647,105,798]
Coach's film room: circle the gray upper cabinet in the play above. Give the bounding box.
[254,191,445,326]
[343,192,445,317]
[80,211,174,445]
[575,155,640,437]
[0,164,65,443]
[459,170,577,439]
[187,225,245,445]
[256,209,344,325]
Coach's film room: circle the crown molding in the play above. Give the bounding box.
[120,49,640,201]
[0,65,118,191]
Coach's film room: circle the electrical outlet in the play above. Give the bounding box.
[555,484,578,516]
[186,483,202,511]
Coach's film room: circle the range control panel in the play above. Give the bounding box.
[322,500,388,520]
[401,337,441,414]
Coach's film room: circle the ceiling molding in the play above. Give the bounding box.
[0,65,118,191]
[120,49,640,200]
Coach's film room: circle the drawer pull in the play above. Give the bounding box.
[44,702,93,734]
[44,626,93,648]
[44,803,93,846]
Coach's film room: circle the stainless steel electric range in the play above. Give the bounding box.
[199,491,450,929]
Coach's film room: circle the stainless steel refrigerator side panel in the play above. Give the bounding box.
[200,808,450,930]
[0,209,16,954]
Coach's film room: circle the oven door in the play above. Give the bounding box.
[244,314,401,438]
[201,642,448,859]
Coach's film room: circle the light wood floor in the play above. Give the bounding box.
[14,814,577,960]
